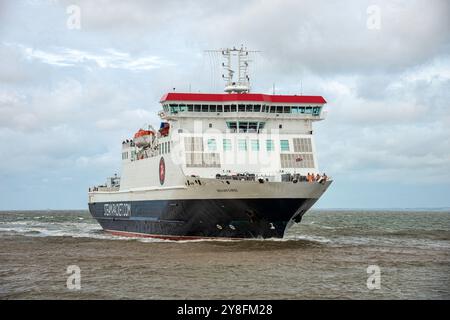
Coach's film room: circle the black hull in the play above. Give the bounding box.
[88,198,318,239]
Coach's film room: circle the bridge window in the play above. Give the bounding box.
[227,121,265,133]
[238,122,248,132]
[227,121,237,132]
[248,122,258,132]
[169,104,178,113]
[163,103,317,115]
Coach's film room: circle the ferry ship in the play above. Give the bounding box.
[88,47,332,240]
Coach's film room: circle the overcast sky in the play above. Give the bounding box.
[0,0,449,210]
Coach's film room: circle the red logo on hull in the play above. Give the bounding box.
[159,157,165,185]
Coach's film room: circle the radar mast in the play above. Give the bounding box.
[206,45,259,94]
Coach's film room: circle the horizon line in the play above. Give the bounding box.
[0,207,449,212]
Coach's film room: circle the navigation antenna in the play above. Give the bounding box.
[205,45,260,94]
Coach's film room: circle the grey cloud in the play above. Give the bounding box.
[0,72,162,176]
[0,44,39,84]
[59,0,191,32]
[311,54,450,185]
[188,0,450,75]
[12,0,450,77]
[5,43,173,71]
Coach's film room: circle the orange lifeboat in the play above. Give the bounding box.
[133,129,154,148]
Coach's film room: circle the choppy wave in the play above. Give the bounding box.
[0,210,449,248]
[0,215,334,245]
[1,210,449,299]
[0,214,131,241]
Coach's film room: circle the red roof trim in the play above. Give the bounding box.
[160,93,326,104]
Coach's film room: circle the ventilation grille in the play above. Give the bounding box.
[185,153,221,167]
[293,138,312,153]
[184,137,204,152]
[280,154,314,168]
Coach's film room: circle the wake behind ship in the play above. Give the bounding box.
[88,47,332,240]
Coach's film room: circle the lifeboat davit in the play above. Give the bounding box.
[133,129,154,148]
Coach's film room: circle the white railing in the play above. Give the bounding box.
[89,186,120,192]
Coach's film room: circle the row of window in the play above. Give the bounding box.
[123,142,171,161]
[124,138,312,160]
[163,104,322,116]
[226,121,265,133]
[184,137,312,153]
[184,152,315,168]
[158,141,171,155]
[206,138,307,152]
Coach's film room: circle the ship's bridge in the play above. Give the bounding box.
[159,93,327,121]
